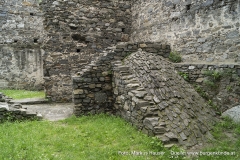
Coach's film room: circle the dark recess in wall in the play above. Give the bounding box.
[72,34,86,42]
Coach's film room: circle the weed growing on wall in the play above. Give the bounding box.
[194,85,209,100]
[169,51,182,63]
[203,70,222,81]
[202,70,223,88]
[178,72,189,81]
[226,85,233,92]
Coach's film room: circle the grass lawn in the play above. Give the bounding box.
[0,114,185,160]
[0,90,239,159]
[0,114,239,160]
[0,89,45,99]
[0,114,240,160]
[196,117,240,160]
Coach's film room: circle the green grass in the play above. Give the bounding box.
[197,117,240,160]
[0,114,239,160]
[0,89,45,99]
[0,114,184,160]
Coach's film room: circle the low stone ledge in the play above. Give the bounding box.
[0,93,42,122]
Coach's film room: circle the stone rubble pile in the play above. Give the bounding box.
[0,93,42,121]
[112,51,217,147]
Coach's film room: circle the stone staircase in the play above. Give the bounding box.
[112,51,217,148]
[112,61,178,147]
[72,43,217,148]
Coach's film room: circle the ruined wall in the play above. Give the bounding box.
[0,0,45,90]
[72,42,170,115]
[0,92,42,121]
[112,51,216,147]
[41,0,132,102]
[131,0,240,63]
[175,63,240,112]
[72,42,218,147]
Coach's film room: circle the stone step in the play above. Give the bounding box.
[121,75,135,80]
[26,111,37,116]
[130,90,148,98]
[126,83,140,89]
[120,73,132,77]
[164,143,176,149]
[0,102,9,111]
[156,135,170,144]
[9,98,49,105]
[118,66,130,71]
[125,79,139,84]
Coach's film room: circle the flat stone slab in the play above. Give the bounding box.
[0,102,9,111]
[222,105,240,123]
[22,103,74,121]
[10,98,49,105]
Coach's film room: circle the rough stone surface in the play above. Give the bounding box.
[1,0,239,148]
[72,41,218,147]
[174,63,240,112]
[73,42,170,115]
[222,105,240,123]
[131,0,240,63]
[23,103,74,121]
[112,50,217,147]
[0,102,9,111]
[41,0,132,102]
[0,92,42,121]
[0,0,45,90]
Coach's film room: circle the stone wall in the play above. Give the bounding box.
[72,42,218,147]
[0,46,44,90]
[72,42,170,115]
[131,0,240,63]
[175,63,240,112]
[0,0,45,90]
[41,0,132,102]
[0,92,42,121]
[112,51,216,147]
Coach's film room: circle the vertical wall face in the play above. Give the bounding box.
[0,47,43,90]
[131,0,240,63]
[0,0,45,90]
[41,0,132,102]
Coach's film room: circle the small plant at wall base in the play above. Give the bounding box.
[227,85,233,92]
[194,85,222,114]
[169,51,182,63]
[203,70,222,82]
[124,52,132,59]
[207,99,221,115]
[203,79,218,89]
[178,72,189,81]
[203,70,223,89]
[194,85,209,100]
